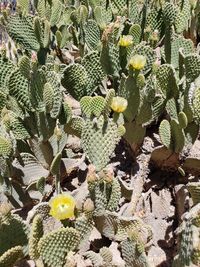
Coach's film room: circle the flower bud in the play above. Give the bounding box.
[83,198,95,213]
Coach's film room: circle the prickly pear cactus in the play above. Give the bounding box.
[29,215,44,260]
[121,231,151,267]
[0,246,23,267]
[82,115,121,171]
[0,204,29,256]
[80,90,125,171]
[0,0,200,266]
[173,204,200,267]
[7,15,40,51]
[38,228,80,267]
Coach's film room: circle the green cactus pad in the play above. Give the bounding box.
[121,237,150,267]
[46,71,62,119]
[18,55,31,80]
[61,63,88,100]
[43,20,51,48]
[100,247,113,265]
[84,251,104,266]
[8,69,33,111]
[107,178,121,212]
[146,8,163,33]
[111,0,127,13]
[193,87,200,123]
[43,82,54,113]
[84,20,101,50]
[103,89,115,117]
[5,113,30,140]
[117,125,126,137]
[29,215,43,260]
[159,119,172,150]
[175,0,191,33]
[0,246,23,267]
[171,37,194,69]
[75,215,94,247]
[36,0,51,19]
[82,51,105,95]
[101,41,120,76]
[7,15,40,51]
[185,54,200,82]
[0,213,29,256]
[0,57,15,91]
[34,16,43,47]
[124,122,146,146]
[163,2,177,25]
[129,24,141,45]
[178,111,188,129]
[173,204,200,267]
[0,91,7,113]
[156,64,178,99]
[166,98,178,120]
[50,0,63,26]
[136,98,153,125]
[50,152,62,175]
[170,119,185,153]
[38,227,80,267]
[90,96,105,117]
[82,116,120,171]
[64,116,85,137]
[17,0,29,13]
[58,102,72,125]
[0,136,13,157]
[80,96,93,117]
[93,182,108,216]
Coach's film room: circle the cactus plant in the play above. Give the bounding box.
[173,204,200,267]
[0,246,23,267]
[0,0,200,266]
[38,228,80,267]
[121,231,150,267]
[7,15,40,51]
[0,208,29,256]
[29,215,43,260]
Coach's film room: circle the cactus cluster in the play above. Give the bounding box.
[0,0,200,266]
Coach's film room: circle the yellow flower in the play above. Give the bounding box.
[111,97,128,113]
[118,35,133,47]
[49,193,76,220]
[129,55,146,70]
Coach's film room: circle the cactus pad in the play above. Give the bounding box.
[61,64,88,100]
[29,215,43,260]
[0,213,29,256]
[0,246,23,267]
[81,116,121,171]
[7,15,40,51]
[38,227,80,267]
[0,136,13,157]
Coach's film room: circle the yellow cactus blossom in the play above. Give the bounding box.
[49,193,76,220]
[118,35,133,47]
[129,55,146,70]
[111,96,128,113]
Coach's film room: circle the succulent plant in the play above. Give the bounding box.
[0,246,24,267]
[0,205,29,256]
[0,0,200,266]
[29,215,44,260]
[173,204,200,267]
[38,227,80,267]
